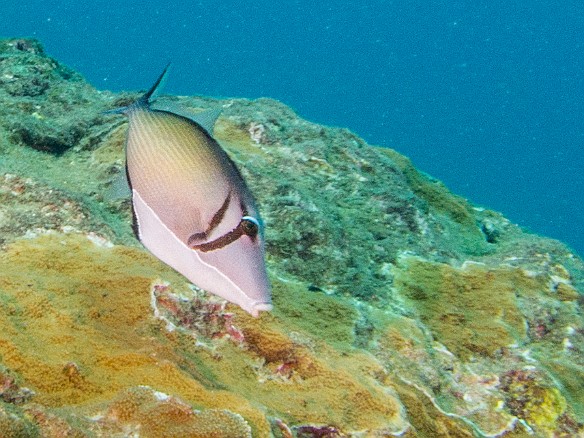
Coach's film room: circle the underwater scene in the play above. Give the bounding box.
[0,3,584,438]
[0,36,582,438]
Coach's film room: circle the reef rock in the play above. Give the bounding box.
[0,38,582,437]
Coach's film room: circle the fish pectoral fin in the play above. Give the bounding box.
[105,168,132,200]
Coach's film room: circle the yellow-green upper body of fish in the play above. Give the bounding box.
[114,65,271,317]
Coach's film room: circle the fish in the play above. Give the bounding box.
[110,65,272,317]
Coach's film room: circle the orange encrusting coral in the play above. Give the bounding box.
[0,232,409,436]
[0,233,271,434]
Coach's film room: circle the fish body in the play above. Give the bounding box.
[119,66,271,316]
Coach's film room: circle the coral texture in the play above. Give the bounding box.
[0,38,582,437]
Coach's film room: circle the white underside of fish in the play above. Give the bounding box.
[132,189,272,317]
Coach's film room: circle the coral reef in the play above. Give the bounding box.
[0,38,582,437]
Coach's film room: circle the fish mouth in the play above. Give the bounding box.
[248,302,273,318]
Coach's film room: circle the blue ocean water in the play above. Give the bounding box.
[4,1,583,255]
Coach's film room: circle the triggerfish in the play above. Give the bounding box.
[111,65,272,317]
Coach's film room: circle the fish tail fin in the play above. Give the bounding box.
[139,62,171,106]
[103,63,171,116]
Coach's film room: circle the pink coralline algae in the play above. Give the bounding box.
[0,371,34,404]
[151,281,245,344]
[295,424,341,438]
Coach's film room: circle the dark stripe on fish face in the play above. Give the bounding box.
[188,194,261,252]
[189,216,260,252]
[187,191,232,246]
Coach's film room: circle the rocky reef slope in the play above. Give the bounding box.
[0,38,582,437]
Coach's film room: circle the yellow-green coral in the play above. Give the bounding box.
[500,369,568,433]
[271,280,359,350]
[394,256,528,359]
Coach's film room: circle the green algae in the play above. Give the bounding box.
[271,280,359,350]
[381,147,476,227]
[0,402,39,438]
[0,38,110,154]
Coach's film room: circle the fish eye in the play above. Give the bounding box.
[241,216,259,237]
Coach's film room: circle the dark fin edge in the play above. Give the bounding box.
[102,63,171,115]
[140,62,171,105]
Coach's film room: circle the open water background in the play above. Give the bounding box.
[4,0,583,255]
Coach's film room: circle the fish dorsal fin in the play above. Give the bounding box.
[140,63,171,105]
[150,101,222,135]
[103,64,171,115]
